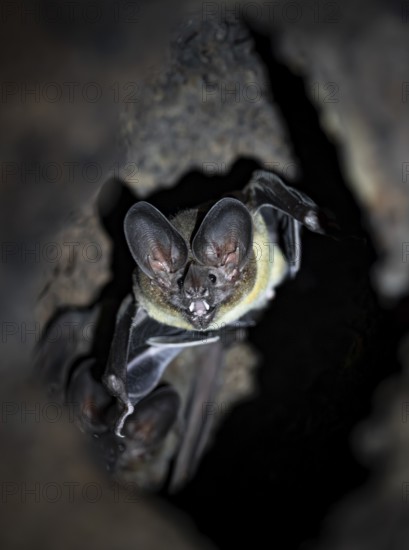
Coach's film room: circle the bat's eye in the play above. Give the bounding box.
[177,277,184,289]
[208,274,217,284]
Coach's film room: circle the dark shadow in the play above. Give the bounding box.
[165,24,404,550]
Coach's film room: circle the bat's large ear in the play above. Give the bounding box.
[192,198,253,275]
[124,202,188,287]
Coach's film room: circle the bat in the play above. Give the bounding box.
[35,170,330,489]
[123,170,329,332]
[100,169,331,487]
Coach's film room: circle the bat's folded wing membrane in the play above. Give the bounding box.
[248,170,328,277]
[250,170,324,231]
[103,294,219,436]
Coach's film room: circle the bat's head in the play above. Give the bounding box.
[124,198,254,330]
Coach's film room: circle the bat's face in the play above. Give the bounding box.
[124,198,254,330]
[166,262,244,330]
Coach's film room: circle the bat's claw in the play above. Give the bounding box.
[304,210,321,232]
[114,402,134,438]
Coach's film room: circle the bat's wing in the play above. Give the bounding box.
[248,170,325,232]
[168,340,224,492]
[102,294,220,437]
[246,170,332,277]
[33,296,231,487]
